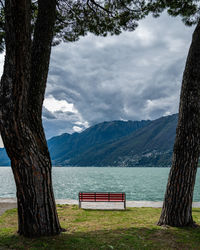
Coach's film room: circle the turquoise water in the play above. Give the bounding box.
[0,167,200,201]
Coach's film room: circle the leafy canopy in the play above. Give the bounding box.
[145,0,200,26]
[0,0,148,52]
[0,0,199,53]
[53,0,200,44]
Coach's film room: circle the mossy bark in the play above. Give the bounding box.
[158,21,200,227]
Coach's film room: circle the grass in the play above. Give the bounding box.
[1,205,200,249]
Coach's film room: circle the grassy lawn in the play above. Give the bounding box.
[1,205,200,249]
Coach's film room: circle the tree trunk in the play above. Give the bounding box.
[158,20,200,227]
[0,0,62,237]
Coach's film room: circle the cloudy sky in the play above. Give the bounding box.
[0,11,195,147]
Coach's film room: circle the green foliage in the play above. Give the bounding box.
[146,0,200,26]
[1,0,199,52]
[53,0,147,44]
[0,0,148,50]
[0,1,38,52]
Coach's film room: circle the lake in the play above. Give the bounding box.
[1,167,200,201]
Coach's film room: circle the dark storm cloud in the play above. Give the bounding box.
[43,118,74,139]
[43,107,56,120]
[42,12,194,138]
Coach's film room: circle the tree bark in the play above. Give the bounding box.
[158,20,200,227]
[0,0,62,237]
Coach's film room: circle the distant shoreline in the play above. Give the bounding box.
[1,198,200,208]
[0,165,171,168]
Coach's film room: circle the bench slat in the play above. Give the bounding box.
[79,192,126,203]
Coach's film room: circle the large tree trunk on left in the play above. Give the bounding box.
[0,0,62,237]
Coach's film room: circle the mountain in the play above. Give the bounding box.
[48,119,151,165]
[69,114,178,167]
[0,148,10,166]
[0,114,178,167]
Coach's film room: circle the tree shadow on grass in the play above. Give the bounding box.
[1,206,200,249]
[1,225,199,250]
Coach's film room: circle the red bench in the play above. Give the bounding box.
[79,192,126,209]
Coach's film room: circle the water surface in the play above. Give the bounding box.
[0,167,200,201]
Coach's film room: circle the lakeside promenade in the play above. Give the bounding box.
[1,198,200,215]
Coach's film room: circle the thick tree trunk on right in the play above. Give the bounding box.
[158,20,200,227]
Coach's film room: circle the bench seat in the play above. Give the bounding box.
[79,192,126,209]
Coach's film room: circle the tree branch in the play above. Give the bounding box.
[89,0,112,14]
[0,0,5,9]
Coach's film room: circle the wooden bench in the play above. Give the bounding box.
[79,192,126,209]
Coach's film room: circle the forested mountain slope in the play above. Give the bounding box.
[48,120,150,165]
[0,114,178,167]
[69,114,178,167]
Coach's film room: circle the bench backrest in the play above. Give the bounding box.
[79,192,125,202]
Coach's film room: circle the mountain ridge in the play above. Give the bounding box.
[48,119,151,165]
[69,114,177,167]
[0,114,178,167]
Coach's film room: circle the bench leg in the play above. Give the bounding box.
[124,201,126,210]
[79,201,81,209]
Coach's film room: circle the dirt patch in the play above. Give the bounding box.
[0,203,17,216]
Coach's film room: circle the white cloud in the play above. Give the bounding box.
[75,121,89,127]
[0,135,4,148]
[135,26,155,46]
[0,52,4,76]
[42,95,89,138]
[0,55,4,147]
[164,111,172,116]
[44,95,78,113]
[73,126,83,132]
